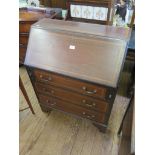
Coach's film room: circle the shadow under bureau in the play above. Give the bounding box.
[24,19,131,133]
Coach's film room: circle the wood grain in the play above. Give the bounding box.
[25,19,130,87]
[33,69,107,100]
[20,67,130,155]
[19,7,61,64]
[36,86,108,113]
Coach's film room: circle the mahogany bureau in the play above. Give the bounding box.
[24,19,131,132]
[19,7,61,64]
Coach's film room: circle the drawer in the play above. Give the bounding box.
[19,34,29,45]
[33,69,107,99]
[19,46,27,63]
[35,83,108,112]
[38,94,106,123]
[19,21,35,33]
[35,82,108,112]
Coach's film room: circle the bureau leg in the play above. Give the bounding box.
[93,123,107,133]
[40,105,52,113]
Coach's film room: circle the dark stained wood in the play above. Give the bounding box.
[38,94,106,123]
[19,46,27,64]
[68,0,113,5]
[28,66,116,130]
[19,21,35,33]
[25,19,131,87]
[19,34,29,45]
[40,0,67,9]
[19,7,61,64]
[25,19,131,132]
[93,122,107,133]
[35,82,109,112]
[19,7,59,22]
[31,18,131,41]
[33,69,107,99]
[19,76,35,114]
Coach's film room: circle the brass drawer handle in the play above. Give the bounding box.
[82,100,96,107]
[82,86,97,94]
[86,103,96,107]
[39,75,52,82]
[46,100,56,106]
[19,43,26,46]
[82,112,95,118]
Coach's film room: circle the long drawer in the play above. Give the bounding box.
[33,69,107,99]
[38,94,106,123]
[35,82,109,113]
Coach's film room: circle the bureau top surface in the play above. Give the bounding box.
[25,19,131,87]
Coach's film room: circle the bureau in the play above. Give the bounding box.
[24,19,131,132]
[19,7,61,64]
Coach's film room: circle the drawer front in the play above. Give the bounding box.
[38,94,105,123]
[19,46,27,63]
[35,82,108,113]
[19,34,29,45]
[33,69,107,99]
[19,21,35,33]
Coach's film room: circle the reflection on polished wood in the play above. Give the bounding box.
[25,19,131,87]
